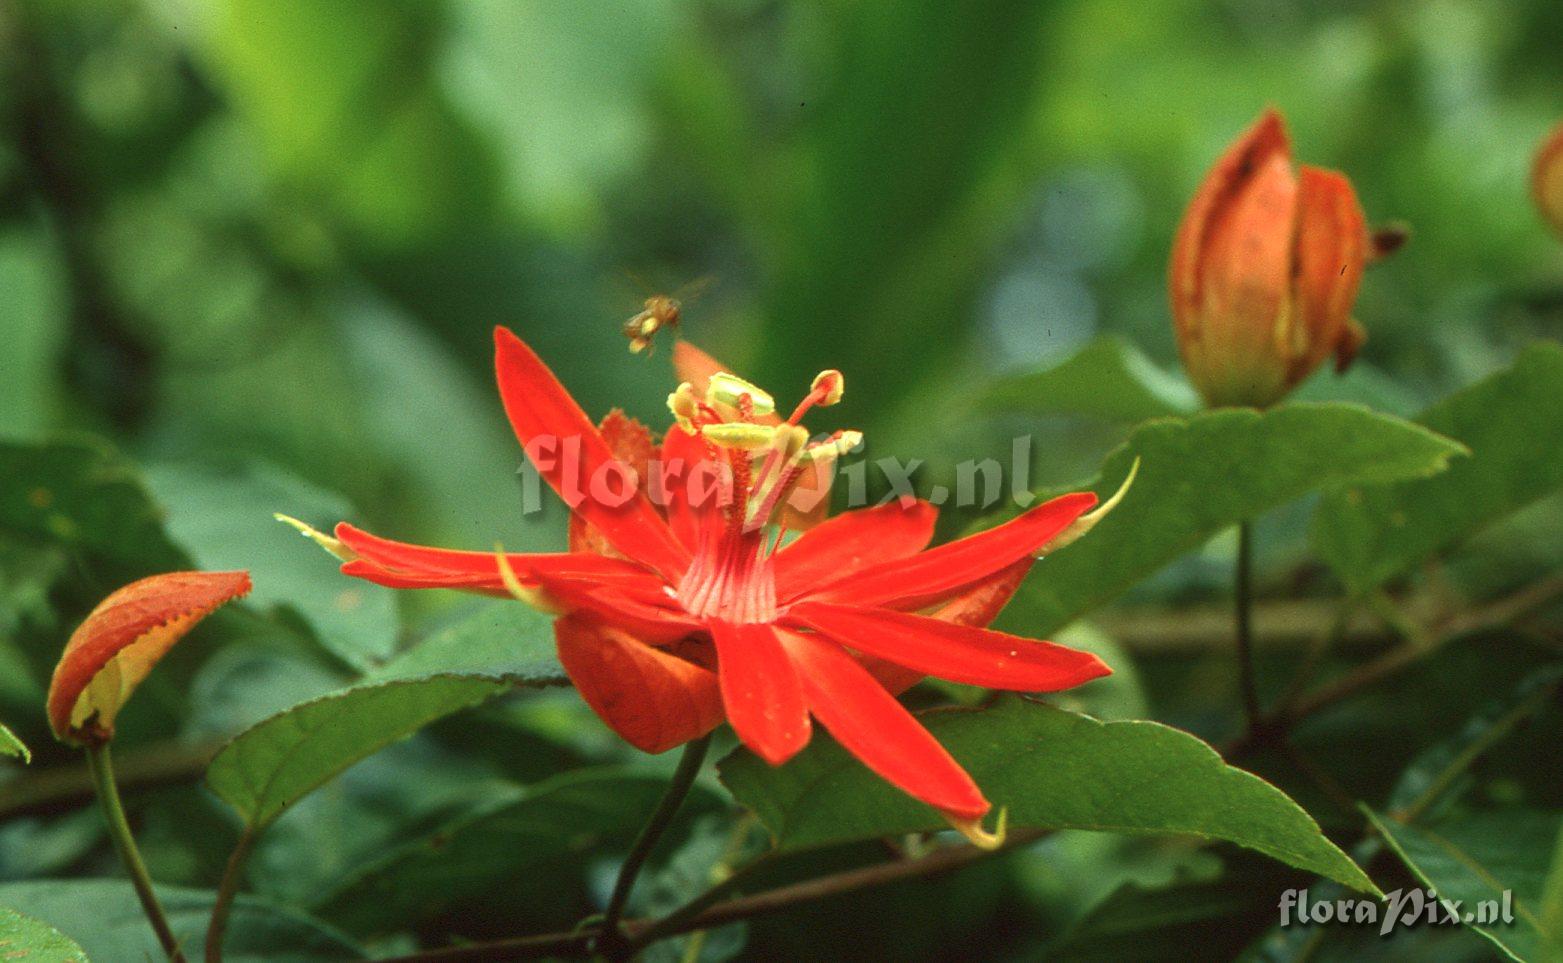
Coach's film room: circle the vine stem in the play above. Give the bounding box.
[381,828,1048,962]
[599,733,713,957]
[86,743,187,962]
[1234,520,1263,734]
[205,827,257,963]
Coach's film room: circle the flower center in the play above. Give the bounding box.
[671,369,857,623]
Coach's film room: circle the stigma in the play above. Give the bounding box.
[672,368,858,623]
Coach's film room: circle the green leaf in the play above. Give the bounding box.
[206,675,511,829]
[364,600,566,686]
[1043,850,1302,962]
[1314,344,1563,595]
[143,459,400,669]
[0,439,186,574]
[1371,809,1563,962]
[720,697,1377,894]
[0,904,88,962]
[1385,667,1563,819]
[315,769,719,933]
[0,879,361,962]
[1013,403,1465,635]
[0,723,26,763]
[981,336,1197,423]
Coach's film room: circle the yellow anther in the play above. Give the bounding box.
[274,514,356,563]
[668,382,700,429]
[702,422,777,450]
[769,424,810,462]
[810,369,844,406]
[797,430,862,464]
[948,807,1008,851]
[706,372,776,417]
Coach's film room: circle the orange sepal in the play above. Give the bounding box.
[47,571,251,745]
[554,615,723,754]
[568,409,659,556]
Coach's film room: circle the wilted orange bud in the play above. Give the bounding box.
[1170,109,1370,408]
[1534,120,1563,239]
[47,571,250,745]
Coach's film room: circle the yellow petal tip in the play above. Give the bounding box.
[949,807,1008,850]
[275,514,355,563]
[1036,458,1139,557]
[494,544,565,615]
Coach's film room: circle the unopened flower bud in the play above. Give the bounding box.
[1170,109,1371,408]
[1534,120,1563,240]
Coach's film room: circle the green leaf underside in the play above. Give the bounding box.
[0,904,89,962]
[0,879,361,962]
[981,335,1198,423]
[0,723,27,763]
[1314,343,1563,595]
[144,459,401,670]
[1371,810,1563,962]
[315,769,718,931]
[1014,402,1465,636]
[720,698,1377,894]
[207,675,513,829]
[364,600,566,686]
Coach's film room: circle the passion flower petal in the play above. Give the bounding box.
[777,628,988,821]
[803,491,1096,610]
[48,571,251,745]
[710,620,810,765]
[784,601,1110,692]
[773,499,937,602]
[494,327,690,581]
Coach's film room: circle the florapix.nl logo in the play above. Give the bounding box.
[1280,888,1514,936]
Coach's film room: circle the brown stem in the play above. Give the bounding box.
[379,829,1047,962]
[1278,571,1563,725]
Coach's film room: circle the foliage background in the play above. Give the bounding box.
[2,0,1562,959]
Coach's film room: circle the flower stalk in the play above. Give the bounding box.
[1234,521,1261,734]
[599,733,714,958]
[86,743,187,962]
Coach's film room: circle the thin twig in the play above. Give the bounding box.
[1279,572,1563,725]
[205,827,257,963]
[1234,521,1262,733]
[380,829,1048,963]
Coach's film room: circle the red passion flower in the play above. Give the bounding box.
[286,328,1122,843]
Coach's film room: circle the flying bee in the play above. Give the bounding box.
[619,274,714,355]
[622,295,683,354]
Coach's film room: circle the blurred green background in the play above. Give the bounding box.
[5,0,1561,562]
[4,0,1563,958]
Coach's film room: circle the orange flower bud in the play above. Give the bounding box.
[47,571,251,745]
[1534,120,1563,239]
[1170,109,1370,408]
